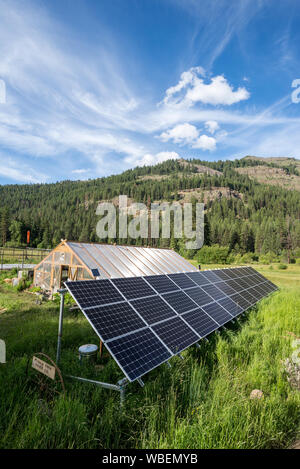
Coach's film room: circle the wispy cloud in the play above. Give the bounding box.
[0,0,299,184]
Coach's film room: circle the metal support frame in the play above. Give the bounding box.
[66,375,128,406]
[56,289,128,406]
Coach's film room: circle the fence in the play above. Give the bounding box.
[0,247,51,270]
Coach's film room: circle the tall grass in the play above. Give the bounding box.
[0,269,299,448]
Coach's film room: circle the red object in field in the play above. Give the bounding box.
[27,230,30,244]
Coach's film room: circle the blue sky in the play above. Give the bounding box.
[0,0,300,184]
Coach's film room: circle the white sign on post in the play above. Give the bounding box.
[0,340,6,363]
[32,356,56,380]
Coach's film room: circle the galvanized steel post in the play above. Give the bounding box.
[56,288,67,364]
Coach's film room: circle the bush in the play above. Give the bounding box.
[196,245,230,264]
[52,292,75,306]
[259,252,279,264]
[240,252,257,264]
[16,278,32,291]
[28,286,42,293]
[278,264,288,270]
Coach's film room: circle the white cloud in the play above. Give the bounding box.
[159,123,199,144]
[163,67,250,107]
[205,120,219,134]
[187,75,250,106]
[163,66,205,105]
[71,168,90,174]
[0,1,299,182]
[127,151,179,167]
[158,122,218,152]
[192,135,216,151]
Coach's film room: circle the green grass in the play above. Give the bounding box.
[0,267,299,449]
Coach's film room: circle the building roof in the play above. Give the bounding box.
[66,241,198,278]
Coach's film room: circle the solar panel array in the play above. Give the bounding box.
[65,267,277,383]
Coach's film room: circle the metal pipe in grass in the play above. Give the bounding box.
[56,288,67,364]
[66,375,128,407]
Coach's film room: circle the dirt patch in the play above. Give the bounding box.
[178,186,243,203]
[178,159,222,176]
[235,165,300,191]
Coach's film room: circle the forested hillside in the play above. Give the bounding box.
[1,156,300,262]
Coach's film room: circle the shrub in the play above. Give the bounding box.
[240,252,257,264]
[16,279,32,291]
[197,245,230,264]
[259,252,279,264]
[278,264,288,270]
[28,286,42,293]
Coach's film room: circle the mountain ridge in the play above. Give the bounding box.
[0,155,300,256]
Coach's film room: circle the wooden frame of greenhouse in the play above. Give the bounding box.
[33,240,198,293]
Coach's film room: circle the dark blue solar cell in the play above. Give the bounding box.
[152,317,199,354]
[66,279,123,308]
[185,287,213,307]
[168,273,197,290]
[182,308,218,338]
[130,295,176,325]
[162,290,198,314]
[201,271,221,283]
[185,271,211,286]
[111,277,156,300]
[85,302,145,341]
[202,302,233,326]
[218,297,243,317]
[202,284,225,301]
[145,275,180,294]
[107,328,172,382]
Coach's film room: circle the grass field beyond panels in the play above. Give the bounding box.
[0,266,299,449]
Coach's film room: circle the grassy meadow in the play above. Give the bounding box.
[0,264,299,449]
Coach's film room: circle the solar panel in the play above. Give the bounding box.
[85,302,145,341]
[230,293,251,310]
[201,271,221,283]
[91,268,100,277]
[202,284,225,301]
[182,308,218,338]
[107,328,172,382]
[218,297,243,317]
[65,266,278,383]
[226,279,243,292]
[226,269,240,279]
[167,273,197,290]
[185,287,214,307]
[162,290,198,314]
[152,317,200,354]
[214,270,232,281]
[185,271,211,286]
[216,281,236,296]
[145,275,180,294]
[130,296,176,325]
[202,302,233,326]
[111,277,156,300]
[66,279,123,308]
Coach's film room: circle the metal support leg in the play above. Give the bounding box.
[118,378,128,407]
[56,289,66,364]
